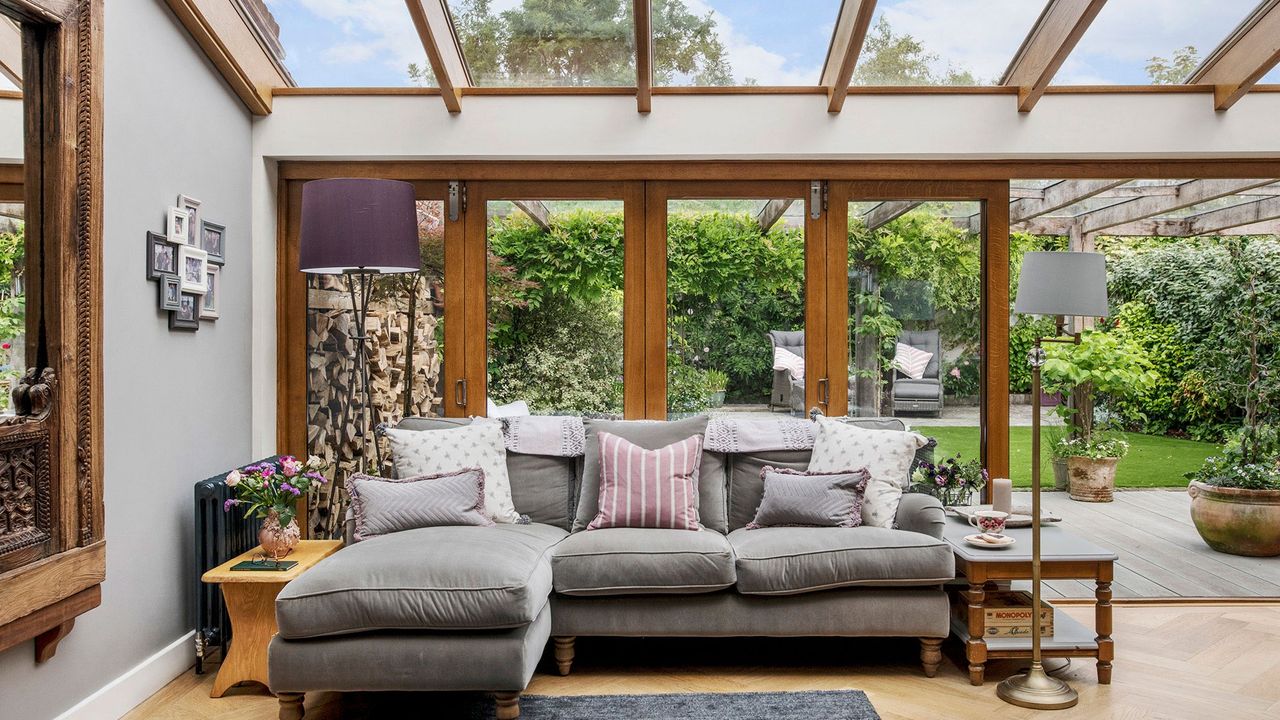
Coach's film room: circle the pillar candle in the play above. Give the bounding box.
[991,477,1013,513]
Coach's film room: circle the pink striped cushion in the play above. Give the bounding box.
[587,432,703,531]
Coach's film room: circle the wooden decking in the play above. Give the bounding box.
[1028,489,1280,599]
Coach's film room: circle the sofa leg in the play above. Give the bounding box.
[277,692,305,720]
[553,636,576,676]
[920,638,944,678]
[494,691,521,720]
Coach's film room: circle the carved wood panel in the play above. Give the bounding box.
[0,425,53,573]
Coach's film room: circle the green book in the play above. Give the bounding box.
[230,559,298,572]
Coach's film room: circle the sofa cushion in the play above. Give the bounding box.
[727,449,811,531]
[552,528,736,596]
[746,467,869,529]
[809,417,928,529]
[383,422,522,524]
[574,416,728,533]
[894,379,942,400]
[275,523,566,638]
[346,469,492,542]
[727,526,954,596]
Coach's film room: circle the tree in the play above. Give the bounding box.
[1146,46,1199,85]
[410,0,732,86]
[851,17,978,86]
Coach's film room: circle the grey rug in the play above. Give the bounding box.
[509,691,880,719]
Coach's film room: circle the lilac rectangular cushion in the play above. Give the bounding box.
[746,467,869,529]
[347,469,492,542]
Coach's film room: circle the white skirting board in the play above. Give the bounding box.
[53,631,195,720]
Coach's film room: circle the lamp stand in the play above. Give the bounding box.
[341,269,385,476]
[997,333,1079,710]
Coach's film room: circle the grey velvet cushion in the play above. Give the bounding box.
[551,527,736,596]
[727,450,812,531]
[894,379,942,399]
[727,526,955,595]
[573,416,727,533]
[747,467,869,529]
[347,470,491,542]
[391,417,576,529]
[275,523,566,638]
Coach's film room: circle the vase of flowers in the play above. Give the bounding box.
[223,455,329,560]
[912,454,989,507]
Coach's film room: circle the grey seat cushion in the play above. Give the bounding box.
[894,379,942,400]
[727,526,954,595]
[275,523,566,638]
[552,528,736,596]
[391,416,575,529]
[574,416,728,533]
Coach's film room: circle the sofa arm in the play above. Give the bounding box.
[895,493,946,539]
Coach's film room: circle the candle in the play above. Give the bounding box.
[991,477,1012,513]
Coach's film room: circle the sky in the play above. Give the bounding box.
[264,0,1278,88]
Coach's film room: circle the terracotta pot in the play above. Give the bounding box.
[1051,457,1069,491]
[259,510,301,560]
[1187,481,1280,557]
[1067,456,1118,503]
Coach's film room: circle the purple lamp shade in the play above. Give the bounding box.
[298,178,421,274]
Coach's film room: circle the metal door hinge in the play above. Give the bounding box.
[809,181,827,219]
[448,181,465,221]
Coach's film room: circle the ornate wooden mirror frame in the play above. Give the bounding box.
[0,0,103,662]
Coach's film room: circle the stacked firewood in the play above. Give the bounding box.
[304,274,442,538]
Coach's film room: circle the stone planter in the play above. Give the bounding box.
[1051,457,1069,491]
[1067,456,1119,502]
[1187,481,1280,557]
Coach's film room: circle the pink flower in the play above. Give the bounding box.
[225,470,242,487]
[950,367,961,378]
[282,458,303,477]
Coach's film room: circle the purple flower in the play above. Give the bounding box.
[935,475,947,486]
[223,498,240,512]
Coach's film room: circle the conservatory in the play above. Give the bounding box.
[0,1,1278,720]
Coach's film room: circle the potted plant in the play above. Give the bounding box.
[1042,329,1157,502]
[911,454,988,507]
[1045,424,1070,491]
[705,370,728,408]
[1186,239,1280,556]
[223,455,330,560]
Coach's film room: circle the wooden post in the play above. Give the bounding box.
[981,185,1012,486]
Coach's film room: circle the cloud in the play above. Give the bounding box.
[267,0,426,78]
[687,0,827,85]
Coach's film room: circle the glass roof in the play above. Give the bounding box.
[265,0,432,87]
[655,1,841,86]
[855,0,1046,86]
[1058,0,1260,85]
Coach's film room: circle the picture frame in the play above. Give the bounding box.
[177,194,201,246]
[201,265,220,320]
[159,274,182,311]
[201,220,225,264]
[167,206,188,246]
[178,245,208,294]
[169,293,200,331]
[146,231,178,281]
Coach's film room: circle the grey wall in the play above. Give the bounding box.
[0,1,253,718]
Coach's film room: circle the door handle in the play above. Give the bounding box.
[817,377,830,408]
[454,379,468,408]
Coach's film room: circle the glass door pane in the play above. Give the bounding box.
[666,197,806,418]
[485,198,626,417]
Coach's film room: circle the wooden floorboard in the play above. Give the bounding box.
[125,605,1280,720]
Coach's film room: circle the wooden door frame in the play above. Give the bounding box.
[646,181,824,418]
[829,180,1011,483]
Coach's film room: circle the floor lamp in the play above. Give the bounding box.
[998,251,1109,710]
[299,178,421,481]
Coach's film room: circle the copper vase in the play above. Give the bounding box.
[259,510,301,560]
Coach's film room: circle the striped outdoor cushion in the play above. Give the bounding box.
[893,342,933,380]
[587,431,703,531]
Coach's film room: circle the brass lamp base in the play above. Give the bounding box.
[996,665,1079,710]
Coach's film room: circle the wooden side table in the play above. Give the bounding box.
[201,540,342,697]
[942,519,1117,687]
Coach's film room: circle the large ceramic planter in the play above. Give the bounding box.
[1187,481,1280,557]
[1051,457,1069,491]
[1067,456,1119,503]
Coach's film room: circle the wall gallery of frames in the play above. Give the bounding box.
[146,194,226,331]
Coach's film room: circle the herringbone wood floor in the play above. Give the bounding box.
[126,605,1280,720]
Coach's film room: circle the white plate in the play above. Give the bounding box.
[964,533,1016,549]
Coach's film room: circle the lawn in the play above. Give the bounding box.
[913,426,1219,488]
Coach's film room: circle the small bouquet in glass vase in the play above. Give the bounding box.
[223,455,329,560]
[911,454,989,507]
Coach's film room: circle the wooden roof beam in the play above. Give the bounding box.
[635,0,652,113]
[0,18,20,88]
[1078,179,1277,234]
[1187,0,1280,111]
[863,200,921,230]
[1000,0,1108,113]
[511,200,552,231]
[821,0,877,114]
[406,0,472,113]
[1187,195,1280,235]
[1009,178,1129,223]
[164,0,295,115]
[756,199,795,232]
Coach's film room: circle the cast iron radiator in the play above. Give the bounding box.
[192,457,279,674]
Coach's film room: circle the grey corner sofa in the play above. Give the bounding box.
[267,415,954,720]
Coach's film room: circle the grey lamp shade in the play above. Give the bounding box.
[298,178,421,274]
[1014,251,1109,318]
